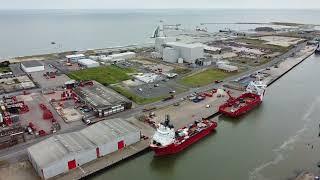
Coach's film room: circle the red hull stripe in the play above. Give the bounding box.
[151,123,217,156]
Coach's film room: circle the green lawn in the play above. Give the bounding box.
[111,85,165,105]
[180,68,235,87]
[0,66,11,73]
[68,65,135,85]
[171,67,192,75]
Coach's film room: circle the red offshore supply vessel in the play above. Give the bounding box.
[219,80,267,117]
[150,115,217,156]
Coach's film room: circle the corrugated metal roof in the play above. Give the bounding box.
[27,118,140,168]
[80,118,140,145]
[28,136,69,168]
[21,60,43,68]
[74,81,128,109]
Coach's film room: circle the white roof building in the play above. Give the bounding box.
[165,42,204,64]
[106,52,136,60]
[21,60,45,73]
[27,118,140,180]
[66,54,85,63]
[78,59,100,68]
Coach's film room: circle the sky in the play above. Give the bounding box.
[1,0,320,9]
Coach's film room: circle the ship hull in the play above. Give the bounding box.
[150,123,217,156]
[218,93,262,118]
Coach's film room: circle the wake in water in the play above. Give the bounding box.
[249,97,320,180]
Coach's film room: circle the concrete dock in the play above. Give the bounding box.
[263,45,315,86]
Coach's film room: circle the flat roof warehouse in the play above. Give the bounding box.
[21,60,43,68]
[73,81,131,110]
[27,118,141,179]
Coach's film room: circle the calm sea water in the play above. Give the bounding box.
[0,9,320,58]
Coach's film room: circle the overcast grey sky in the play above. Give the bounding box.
[1,0,320,9]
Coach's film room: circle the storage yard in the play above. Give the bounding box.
[0,21,319,180]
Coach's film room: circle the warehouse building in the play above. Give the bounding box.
[21,61,45,73]
[73,81,132,117]
[164,42,204,64]
[66,54,85,63]
[78,59,100,68]
[101,52,136,62]
[27,118,141,179]
[154,36,176,54]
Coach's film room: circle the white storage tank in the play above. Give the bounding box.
[163,47,179,63]
[178,58,184,64]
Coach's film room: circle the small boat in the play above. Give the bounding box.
[219,80,267,117]
[150,115,217,156]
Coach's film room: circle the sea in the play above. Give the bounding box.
[0,9,320,58]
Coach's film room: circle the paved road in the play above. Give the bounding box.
[0,42,307,164]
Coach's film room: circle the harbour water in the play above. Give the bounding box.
[1,9,320,58]
[90,54,320,180]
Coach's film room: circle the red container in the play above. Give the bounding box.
[38,130,47,136]
[39,104,47,110]
[43,110,53,120]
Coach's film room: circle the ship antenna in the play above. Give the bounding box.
[165,114,170,126]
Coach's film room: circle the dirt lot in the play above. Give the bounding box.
[29,63,70,89]
[0,160,39,180]
[259,36,303,47]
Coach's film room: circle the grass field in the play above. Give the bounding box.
[68,65,135,85]
[111,85,165,105]
[180,68,235,87]
[0,66,11,73]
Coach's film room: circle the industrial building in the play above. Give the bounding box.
[78,59,100,68]
[163,47,179,63]
[164,42,204,64]
[21,61,45,73]
[155,37,176,54]
[66,54,85,63]
[73,81,132,117]
[27,118,141,180]
[101,52,136,62]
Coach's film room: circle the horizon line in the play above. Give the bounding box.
[0,8,320,10]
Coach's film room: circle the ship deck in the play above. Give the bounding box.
[221,96,257,113]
